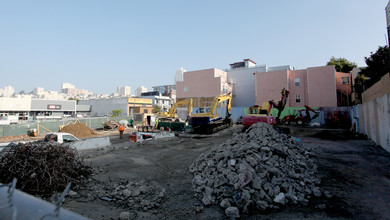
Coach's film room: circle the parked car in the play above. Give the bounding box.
[43,132,79,144]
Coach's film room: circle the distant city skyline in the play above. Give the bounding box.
[0,1,388,94]
[0,83,146,99]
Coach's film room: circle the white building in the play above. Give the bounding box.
[0,97,81,120]
[141,93,172,112]
[174,67,186,84]
[2,86,15,97]
[41,91,68,100]
[117,86,131,96]
[136,86,147,97]
[61,82,75,93]
[61,82,93,98]
[227,59,293,107]
[33,87,45,96]
[32,87,68,100]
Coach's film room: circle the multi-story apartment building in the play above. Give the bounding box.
[2,86,15,97]
[117,86,131,96]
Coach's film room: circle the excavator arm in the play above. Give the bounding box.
[158,99,193,119]
[167,99,193,117]
[209,93,232,117]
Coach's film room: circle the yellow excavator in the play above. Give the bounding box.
[189,93,233,134]
[157,98,193,122]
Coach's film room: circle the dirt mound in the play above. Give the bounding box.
[60,123,96,138]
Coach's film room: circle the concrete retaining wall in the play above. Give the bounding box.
[357,93,390,153]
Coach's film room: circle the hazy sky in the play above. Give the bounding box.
[1,0,388,94]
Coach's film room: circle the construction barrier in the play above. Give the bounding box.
[0,116,133,138]
[356,93,390,153]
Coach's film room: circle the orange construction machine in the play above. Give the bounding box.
[242,88,289,127]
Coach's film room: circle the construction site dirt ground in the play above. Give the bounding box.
[59,126,390,220]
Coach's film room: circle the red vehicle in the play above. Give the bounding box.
[243,88,289,127]
[281,105,319,125]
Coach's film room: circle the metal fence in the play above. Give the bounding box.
[0,116,133,138]
[0,179,89,220]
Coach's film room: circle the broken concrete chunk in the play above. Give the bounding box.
[139,185,149,194]
[131,189,140,197]
[225,206,240,218]
[202,196,212,206]
[220,198,231,208]
[252,177,262,190]
[214,175,228,188]
[274,192,285,205]
[260,147,271,152]
[238,171,252,187]
[256,200,268,211]
[119,211,130,220]
[68,190,78,197]
[311,186,322,197]
[123,189,132,197]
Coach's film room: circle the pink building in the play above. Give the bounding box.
[335,72,352,106]
[254,65,350,108]
[176,68,232,107]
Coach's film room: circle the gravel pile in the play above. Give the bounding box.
[189,122,322,217]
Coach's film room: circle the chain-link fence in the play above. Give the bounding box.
[0,116,133,138]
[0,179,89,220]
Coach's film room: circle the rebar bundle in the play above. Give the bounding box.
[0,142,92,197]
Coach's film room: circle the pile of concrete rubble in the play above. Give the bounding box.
[189,122,323,218]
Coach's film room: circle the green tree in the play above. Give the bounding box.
[354,74,367,94]
[152,105,161,114]
[68,97,80,104]
[359,45,390,88]
[327,57,357,73]
[110,109,122,117]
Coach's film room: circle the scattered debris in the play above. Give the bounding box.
[103,120,120,130]
[0,142,92,197]
[189,122,322,216]
[90,179,166,211]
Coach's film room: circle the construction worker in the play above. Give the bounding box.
[119,124,125,139]
[155,117,159,129]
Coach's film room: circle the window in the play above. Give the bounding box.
[63,135,78,143]
[144,109,148,113]
[296,94,301,103]
[184,87,188,92]
[294,78,300,87]
[342,76,350,84]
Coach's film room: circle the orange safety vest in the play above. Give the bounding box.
[119,125,125,131]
